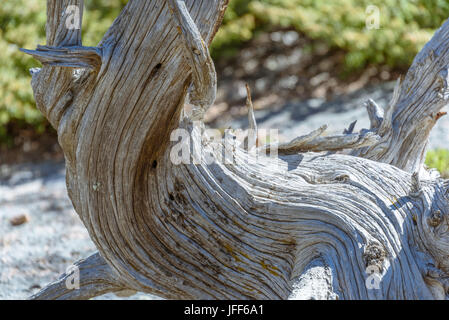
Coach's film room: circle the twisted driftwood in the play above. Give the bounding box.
[22,0,449,300]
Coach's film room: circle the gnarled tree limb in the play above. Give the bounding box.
[30,252,126,300]
[22,1,449,300]
[351,22,449,175]
[264,125,380,155]
[168,0,218,120]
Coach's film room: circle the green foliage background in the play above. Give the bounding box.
[426,149,449,178]
[0,0,127,145]
[1,0,449,147]
[213,0,449,68]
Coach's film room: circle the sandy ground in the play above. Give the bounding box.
[1,81,447,300]
[0,162,158,300]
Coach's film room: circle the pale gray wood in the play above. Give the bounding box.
[23,1,449,300]
[20,45,102,70]
[264,125,380,155]
[365,99,384,129]
[30,252,125,300]
[243,84,258,150]
[351,21,449,175]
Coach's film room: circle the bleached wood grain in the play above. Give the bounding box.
[24,1,449,300]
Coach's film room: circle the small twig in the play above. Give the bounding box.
[21,45,102,70]
[343,120,357,134]
[379,77,402,135]
[245,84,258,150]
[263,125,380,155]
[435,111,447,121]
[365,99,384,129]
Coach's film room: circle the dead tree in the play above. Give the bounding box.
[22,0,449,300]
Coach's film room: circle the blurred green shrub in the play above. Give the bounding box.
[1,0,449,145]
[426,149,449,178]
[0,0,126,145]
[212,0,449,70]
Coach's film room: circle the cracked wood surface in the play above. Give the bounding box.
[23,1,449,300]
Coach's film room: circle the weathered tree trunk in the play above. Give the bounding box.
[22,0,449,300]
